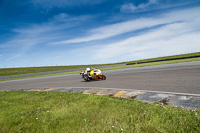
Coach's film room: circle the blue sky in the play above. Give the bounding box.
[0,0,200,68]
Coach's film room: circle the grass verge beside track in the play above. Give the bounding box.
[101,57,200,71]
[0,71,81,82]
[0,91,199,132]
[1,57,200,81]
[0,64,115,77]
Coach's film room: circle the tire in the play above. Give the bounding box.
[101,75,106,80]
[84,75,90,81]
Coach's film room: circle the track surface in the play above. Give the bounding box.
[0,62,200,94]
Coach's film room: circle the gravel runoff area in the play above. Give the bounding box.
[12,87,200,109]
[0,64,125,80]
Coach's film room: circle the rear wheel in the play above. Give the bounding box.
[84,75,90,81]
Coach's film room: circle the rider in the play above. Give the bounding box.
[84,68,95,75]
[84,68,91,75]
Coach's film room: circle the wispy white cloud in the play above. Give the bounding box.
[53,7,200,45]
[53,18,170,45]
[120,3,137,13]
[120,0,158,13]
[120,0,199,14]
[1,13,90,55]
[0,13,93,68]
[66,7,200,62]
[6,54,21,61]
[13,13,89,35]
[92,22,200,60]
[138,0,158,9]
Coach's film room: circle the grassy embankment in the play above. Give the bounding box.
[0,52,200,81]
[0,91,199,132]
[123,52,200,64]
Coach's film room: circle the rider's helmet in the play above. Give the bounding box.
[86,68,91,71]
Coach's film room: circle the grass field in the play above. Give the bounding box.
[0,52,200,77]
[0,91,199,133]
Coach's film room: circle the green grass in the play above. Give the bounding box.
[0,91,199,132]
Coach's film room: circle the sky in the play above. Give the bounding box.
[0,0,200,68]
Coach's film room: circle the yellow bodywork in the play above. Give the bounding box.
[90,70,94,76]
[89,69,102,79]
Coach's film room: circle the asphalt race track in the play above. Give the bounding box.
[0,61,200,94]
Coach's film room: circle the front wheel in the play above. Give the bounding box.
[101,75,106,80]
[84,75,90,81]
